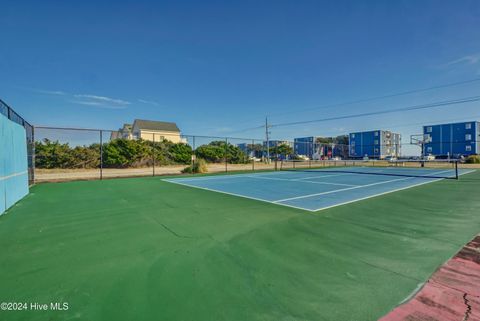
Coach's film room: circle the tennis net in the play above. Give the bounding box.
[278,159,461,179]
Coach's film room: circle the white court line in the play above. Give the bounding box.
[243,175,358,187]
[163,169,476,212]
[170,170,291,182]
[293,173,352,180]
[0,170,28,181]
[311,169,477,212]
[163,179,316,212]
[272,169,453,203]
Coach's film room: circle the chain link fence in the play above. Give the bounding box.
[26,126,480,183]
[0,99,34,185]
[33,127,279,182]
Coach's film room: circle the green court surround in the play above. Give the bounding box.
[0,171,479,321]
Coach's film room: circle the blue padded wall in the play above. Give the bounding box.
[0,113,29,215]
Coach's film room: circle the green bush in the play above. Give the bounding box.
[182,158,208,174]
[195,141,248,164]
[168,143,193,164]
[465,155,480,164]
[103,139,150,167]
[35,139,79,169]
[35,138,195,169]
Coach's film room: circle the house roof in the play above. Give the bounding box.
[133,119,180,132]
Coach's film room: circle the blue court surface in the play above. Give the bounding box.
[164,167,475,212]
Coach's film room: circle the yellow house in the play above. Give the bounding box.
[131,119,184,143]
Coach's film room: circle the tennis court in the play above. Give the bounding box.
[1,169,480,321]
[164,162,474,211]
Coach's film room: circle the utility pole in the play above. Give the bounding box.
[265,117,270,163]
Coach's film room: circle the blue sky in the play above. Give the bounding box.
[1,0,480,147]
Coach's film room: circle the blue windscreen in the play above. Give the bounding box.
[0,113,29,215]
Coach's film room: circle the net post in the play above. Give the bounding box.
[455,160,459,180]
[99,130,103,180]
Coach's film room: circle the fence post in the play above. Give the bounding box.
[225,138,228,172]
[274,141,278,171]
[32,126,36,185]
[100,130,103,180]
[252,139,255,171]
[192,136,196,175]
[152,134,155,176]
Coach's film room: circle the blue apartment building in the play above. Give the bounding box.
[423,121,479,157]
[236,143,263,159]
[294,137,318,158]
[349,130,401,159]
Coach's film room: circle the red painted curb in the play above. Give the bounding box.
[379,236,480,321]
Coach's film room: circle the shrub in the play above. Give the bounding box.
[168,143,193,164]
[35,138,196,169]
[465,155,480,164]
[35,139,79,169]
[195,141,248,164]
[182,158,208,174]
[102,139,150,167]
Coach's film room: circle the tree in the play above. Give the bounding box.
[168,143,192,164]
[247,144,264,158]
[195,141,248,164]
[35,139,75,169]
[102,139,150,167]
[335,135,349,145]
[271,143,293,158]
[71,145,100,168]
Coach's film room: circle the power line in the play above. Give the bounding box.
[219,124,265,134]
[222,77,480,134]
[270,95,480,128]
[269,77,480,117]
[302,114,480,138]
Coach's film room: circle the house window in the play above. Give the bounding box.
[426,146,432,153]
[374,140,379,145]
[374,148,379,153]
[466,123,471,129]
[374,131,379,136]
[426,126,432,133]
[466,134,472,141]
[351,133,355,138]
[466,145,472,152]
